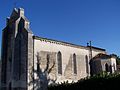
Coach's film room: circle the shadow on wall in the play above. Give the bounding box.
[29,52,56,90]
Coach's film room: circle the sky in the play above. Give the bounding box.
[0,0,120,56]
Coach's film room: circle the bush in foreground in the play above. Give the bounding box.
[48,72,120,90]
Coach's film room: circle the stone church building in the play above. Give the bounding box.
[0,8,117,90]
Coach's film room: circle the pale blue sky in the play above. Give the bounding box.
[0,0,120,56]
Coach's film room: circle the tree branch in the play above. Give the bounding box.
[48,61,55,74]
[44,54,50,72]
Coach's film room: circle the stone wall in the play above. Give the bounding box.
[1,8,34,90]
[33,37,106,83]
[1,8,108,90]
[27,33,33,90]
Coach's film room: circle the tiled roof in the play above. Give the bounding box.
[92,53,111,60]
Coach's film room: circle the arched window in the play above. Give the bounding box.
[57,51,62,75]
[109,65,112,73]
[113,63,116,71]
[73,53,77,74]
[105,63,109,72]
[85,55,89,74]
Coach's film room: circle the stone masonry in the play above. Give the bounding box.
[0,8,117,90]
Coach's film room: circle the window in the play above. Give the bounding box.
[113,63,116,71]
[57,51,62,75]
[73,53,77,74]
[85,55,89,74]
[105,63,109,72]
[109,65,112,73]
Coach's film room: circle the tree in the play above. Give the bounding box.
[30,52,56,90]
[111,54,120,65]
[116,56,120,65]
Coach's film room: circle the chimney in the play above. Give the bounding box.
[18,8,24,17]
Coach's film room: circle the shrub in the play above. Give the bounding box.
[48,73,120,90]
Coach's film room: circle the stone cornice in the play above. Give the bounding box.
[33,36,106,52]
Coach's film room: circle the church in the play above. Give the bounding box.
[0,8,117,90]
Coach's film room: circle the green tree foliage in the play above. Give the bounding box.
[48,72,120,90]
[111,54,120,65]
